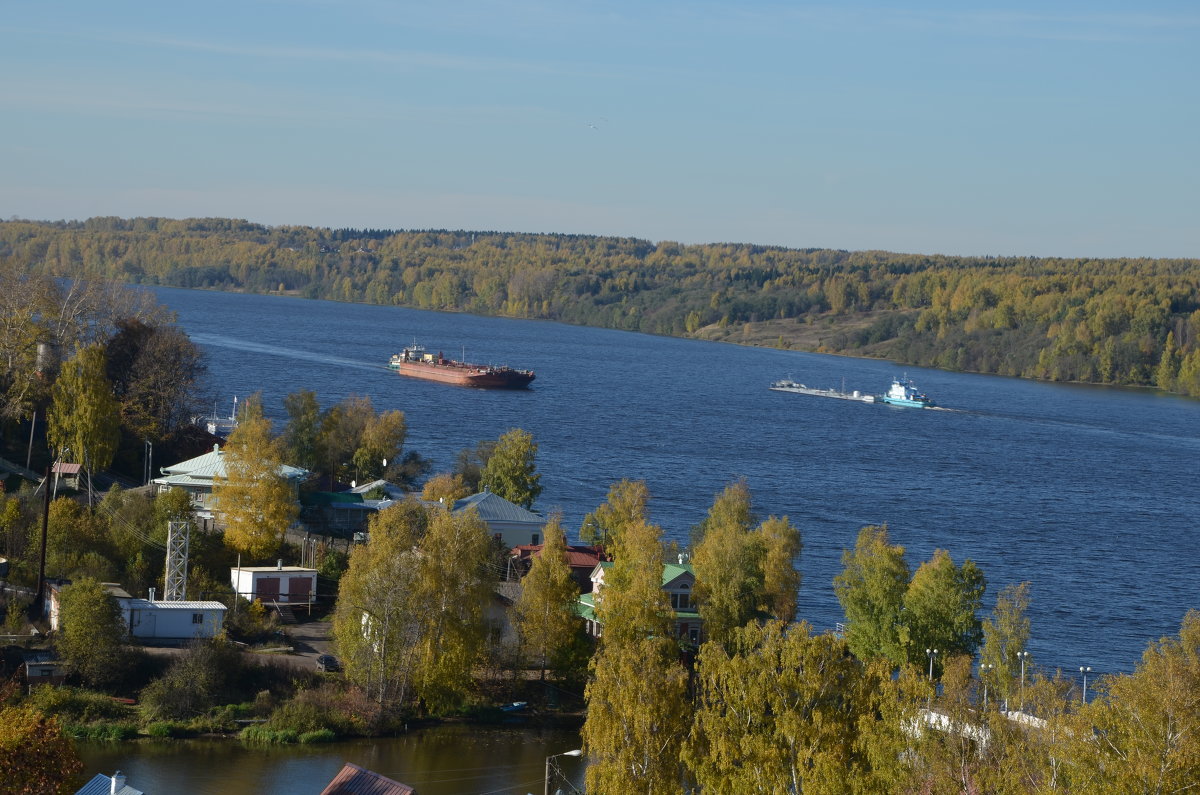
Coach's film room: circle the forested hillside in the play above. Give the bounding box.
[3,217,1199,396]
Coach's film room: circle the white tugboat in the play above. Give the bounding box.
[880,376,935,408]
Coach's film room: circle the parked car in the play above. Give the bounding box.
[315,654,341,672]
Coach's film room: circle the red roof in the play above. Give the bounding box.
[320,763,415,795]
[52,462,82,474]
[512,543,607,569]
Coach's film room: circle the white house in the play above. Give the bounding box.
[450,489,547,549]
[578,559,702,645]
[231,564,318,605]
[119,596,227,641]
[47,581,227,641]
[152,444,310,519]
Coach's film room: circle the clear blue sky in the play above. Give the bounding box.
[4,1,1197,257]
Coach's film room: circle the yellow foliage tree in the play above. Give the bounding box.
[213,397,298,560]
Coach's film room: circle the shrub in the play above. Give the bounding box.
[145,721,192,738]
[139,639,249,721]
[65,722,138,741]
[25,686,132,723]
[265,683,383,737]
[223,598,278,644]
[298,728,336,744]
[240,725,299,744]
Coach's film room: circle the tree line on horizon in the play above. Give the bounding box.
[3,216,1199,397]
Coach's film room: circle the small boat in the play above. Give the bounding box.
[880,376,934,408]
[196,396,240,437]
[388,343,535,389]
[499,701,528,713]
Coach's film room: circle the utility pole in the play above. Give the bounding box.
[29,466,51,620]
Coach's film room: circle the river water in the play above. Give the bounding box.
[79,725,585,795]
[153,285,1199,677]
[83,285,1198,790]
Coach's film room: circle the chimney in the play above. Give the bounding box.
[148,588,155,602]
[111,771,125,794]
[277,559,283,571]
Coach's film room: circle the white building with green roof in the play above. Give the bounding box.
[578,559,702,645]
[152,444,310,519]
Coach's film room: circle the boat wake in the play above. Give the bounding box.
[190,333,382,373]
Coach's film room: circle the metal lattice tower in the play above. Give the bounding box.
[164,520,191,602]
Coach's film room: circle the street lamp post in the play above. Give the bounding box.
[980,663,995,709]
[544,749,583,795]
[926,648,939,681]
[1017,651,1030,711]
[1080,666,1093,704]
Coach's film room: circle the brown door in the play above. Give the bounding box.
[287,576,312,604]
[257,577,280,601]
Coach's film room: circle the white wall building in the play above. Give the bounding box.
[153,444,310,519]
[119,597,227,641]
[450,489,547,549]
[231,564,318,604]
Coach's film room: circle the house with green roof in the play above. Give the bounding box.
[577,558,702,645]
[152,444,310,519]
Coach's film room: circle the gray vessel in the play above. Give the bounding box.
[769,378,876,403]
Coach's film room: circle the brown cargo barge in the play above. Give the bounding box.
[388,344,535,389]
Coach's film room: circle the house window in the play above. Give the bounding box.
[531,534,539,545]
[671,592,691,610]
[192,613,204,624]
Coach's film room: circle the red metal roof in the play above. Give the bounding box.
[512,543,607,569]
[319,763,415,795]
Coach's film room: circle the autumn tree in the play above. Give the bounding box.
[0,267,164,422]
[901,549,986,672]
[39,496,118,582]
[453,439,496,493]
[974,672,1075,794]
[47,343,121,486]
[213,396,298,559]
[420,472,472,504]
[980,581,1031,709]
[685,619,930,793]
[104,318,207,441]
[316,394,374,484]
[757,514,801,622]
[281,389,321,470]
[580,478,650,551]
[834,524,911,666]
[0,682,82,795]
[1060,609,1200,791]
[411,504,495,712]
[58,576,127,688]
[353,408,407,483]
[333,500,428,707]
[691,480,765,650]
[583,513,690,794]
[479,427,541,509]
[584,634,691,795]
[512,513,579,681]
[0,264,57,421]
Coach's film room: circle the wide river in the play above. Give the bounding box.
[156,285,1197,674]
